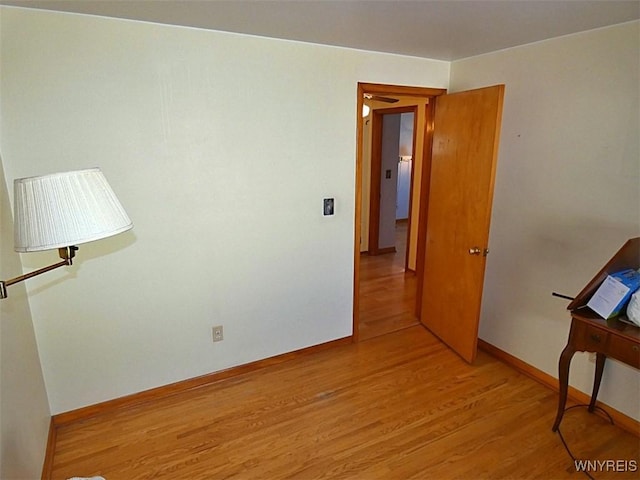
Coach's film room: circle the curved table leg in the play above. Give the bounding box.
[552,343,576,432]
[588,353,606,413]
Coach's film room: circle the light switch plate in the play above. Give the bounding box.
[323,198,334,216]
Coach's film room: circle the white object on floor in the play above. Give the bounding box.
[67,477,105,480]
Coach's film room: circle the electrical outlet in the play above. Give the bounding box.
[212,325,224,342]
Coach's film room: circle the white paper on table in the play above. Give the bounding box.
[587,275,630,319]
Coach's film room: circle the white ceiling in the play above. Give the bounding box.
[2,0,639,61]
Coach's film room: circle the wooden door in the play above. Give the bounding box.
[420,85,504,363]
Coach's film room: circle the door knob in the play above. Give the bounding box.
[469,247,482,255]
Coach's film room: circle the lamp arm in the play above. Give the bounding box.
[0,246,78,299]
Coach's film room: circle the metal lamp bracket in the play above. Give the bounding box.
[0,246,79,299]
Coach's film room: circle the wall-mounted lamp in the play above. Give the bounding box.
[0,168,133,299]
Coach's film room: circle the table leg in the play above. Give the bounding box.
[552,343,575,432]
[588,353,606,413]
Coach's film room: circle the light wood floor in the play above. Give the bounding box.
[51,330,638,479]
[358,221,418,341]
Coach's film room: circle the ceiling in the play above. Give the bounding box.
[1,0,639,61]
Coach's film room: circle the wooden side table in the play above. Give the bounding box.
[552,310,640,431]
[552,237,640,431]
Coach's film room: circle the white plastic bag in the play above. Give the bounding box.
[626,289,640,326]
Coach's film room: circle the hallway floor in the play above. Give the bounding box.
[358,221,418,341]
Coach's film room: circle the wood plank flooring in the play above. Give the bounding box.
[51,325,638,479]
[358,221,418,341]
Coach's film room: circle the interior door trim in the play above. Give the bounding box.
[414,100,437,317]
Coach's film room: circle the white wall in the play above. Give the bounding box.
[0,156,51,479]
[451,21,640,420]
[379,113,401,249]
[0,7,449,414]
[396,112,414,220]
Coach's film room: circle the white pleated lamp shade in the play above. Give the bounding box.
[14,168,133,252]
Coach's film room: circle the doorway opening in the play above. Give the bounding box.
[355,83,505,364]
[359,106,417,341]
[354,83,446,342]
[367,106,416,265]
